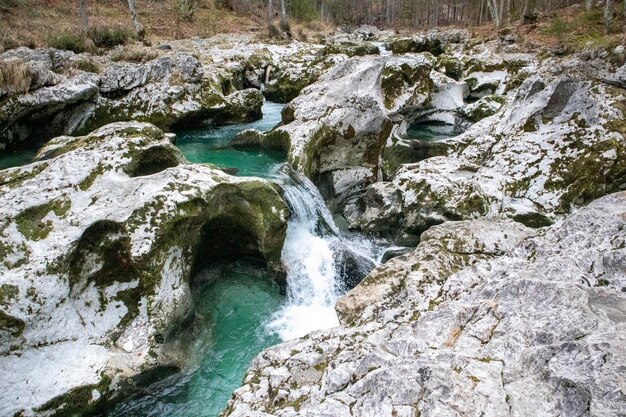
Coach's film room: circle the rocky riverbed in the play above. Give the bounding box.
[1,27,625,417]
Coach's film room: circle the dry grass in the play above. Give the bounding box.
[74,57,101,74]
[110,45,159,63]
[1,0,623,55]
[468,5,626,53]
[0,0,263,51]
[534,6,625,50]
[0,59,32,96]
[443,325,462,348]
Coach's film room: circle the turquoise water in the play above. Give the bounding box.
[406,121,460,141]
[0,149,36,170]
[108,102,288,417]
[109,268,283,417]
[176,101,286,178]
[107,99,382,417]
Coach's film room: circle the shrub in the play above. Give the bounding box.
[176,0,196,21]
[0,59,32,96]
[305,20,326,31]
[268,23,282,39]
[87,26,135,49]
[110,46,158,63]
[48,32,88,53]
[0,36,19,53]
[0,0,28,13]
[74,58,101,74]
[542,18,570,37]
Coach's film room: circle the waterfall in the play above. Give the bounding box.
[259,66,273,92]
[266,168,385,341]
[373,41,392,57]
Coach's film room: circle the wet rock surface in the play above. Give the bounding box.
[0,122,289,417]
[3,29,626,417]
[223,192,626,417]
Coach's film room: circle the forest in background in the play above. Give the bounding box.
[226,0,624,30]
[0,0,625,53]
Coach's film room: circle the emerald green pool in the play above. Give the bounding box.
[109,267,283,417]
[0,149,37,170]
[109,102,289,417]
[175,101,286,178]
[108,100,382,417]
[406,121,460,141]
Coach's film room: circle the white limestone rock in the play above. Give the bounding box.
[223,191,626,417]
[0,122,289,417]
[349,56,626,237]
[0,46,266,150]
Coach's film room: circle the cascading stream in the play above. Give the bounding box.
[108,101,389,417]
[267,168,385,341]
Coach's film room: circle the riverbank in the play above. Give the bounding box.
[1,23,626,417]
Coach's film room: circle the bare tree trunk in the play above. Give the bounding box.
[78,0,89,33]
[584,0,592,12]
[279,0,286,19]
[506,0,511,24]
[484,0,489,23]
[488,0,501,26]
[522,0,529,18]
[479,0,485,24]
[506,0,511,25]
[267,0,273,22]
[604,0,612,32]
[127,0,143,38]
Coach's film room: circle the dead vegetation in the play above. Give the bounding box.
[0,59,32,97]
[451,5,626,55]
[0,0,263,52]
[110,45,159,63]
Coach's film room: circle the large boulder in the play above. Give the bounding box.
[0,48,264,151]
[180,38,334,104]
[0,68,99,150]
[264,54,440,212]
[260,47,540,220]
[77,54,261,133]
[0,122,289,417]
[262,50,343,104]
[348,57,626,239]
[223,191,626,417]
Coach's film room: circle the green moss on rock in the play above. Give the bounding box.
[388,37,445,56]
[262,129,291,151]
[323,42,380,57]
[79,164,105,191]
[15,198,71,241]
[436,54,464,80]
[0,284,18,306]
[265,69,322,104]
[0,309,25,337]
[34,373,112,417]
[381,62,432,110]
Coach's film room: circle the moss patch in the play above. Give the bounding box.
[0,309,25,337]
[381,62,432,110]
[15,198,71,241]
[0,283,18,306]
[388,37,444,56]
[34,373,112,417]
[79,164,105,191]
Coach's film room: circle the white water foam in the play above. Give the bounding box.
[267,169,385,340]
